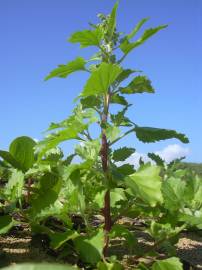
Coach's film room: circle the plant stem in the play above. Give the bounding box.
[110,126,136,146]
[103,189,111,256]
[100,93,112,257]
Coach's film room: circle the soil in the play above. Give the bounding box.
[0,226,201,269]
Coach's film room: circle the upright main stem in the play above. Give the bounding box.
[100,94,111,257]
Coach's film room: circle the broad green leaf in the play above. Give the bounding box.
[9,136,36,172]
[95,188,126,208]
[28,176,62,220]
[127,17,149,39]
[120,25,168,55]
[152,257,183,270]
[120,76,154,94]
[180,174,202,208]
[67,186,86,214]
[0,136,36,172]
[5,169,24,202]
[45,57,86,81]
[111,94,128,106]
[134,126,189,143]
[178,209,202,226]
[67,168,86,215]
[0,215,16,235]
[161,177,186,211]
[2,264,80,270]
[50,229,79,249]
[108,1,119,40]
[82,63,122,96]
[68,28,103,48]
[148,221,184,242]
[39,172,59,191]
[192,175,202,205]
[113,147,135,161]
[126,164,163,206]
[0,150,22,170]
[74,229,104,264]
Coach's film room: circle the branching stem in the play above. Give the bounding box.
[110,126,136,146]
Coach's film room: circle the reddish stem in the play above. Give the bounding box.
[100,106,111,256]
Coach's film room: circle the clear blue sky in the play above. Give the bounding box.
[0,0,201,162]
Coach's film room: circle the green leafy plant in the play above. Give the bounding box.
[39,0,189,262]
[1,2,201,269]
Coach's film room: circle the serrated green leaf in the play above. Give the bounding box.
[127,17,149,39]
[120,25,167,55]
[148,153,164,166]
[2,263,80,270]
[37,107,95,159]
[68,28,103,48]
[111,94,128,106]
[41,147,64,165]
[74,229,104,264]
[134,126,189,143]
[80,95,102,109]
[148,221,184,242]
[75,139,100,162]
[115,69,135,85]
[82,63,122,96]
[120,76,154,94]
[116,164,135,175]
[113,147,135,161]
[0,215,16,235]
[37,130,80,160]
[126,164,163,206]
[111,106,132,127]
[63,153,76,166]
[152,257,183,270]
[45,57,86,81]
[108,1,119,40]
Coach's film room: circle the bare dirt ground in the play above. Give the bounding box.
[0,227,201,269]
